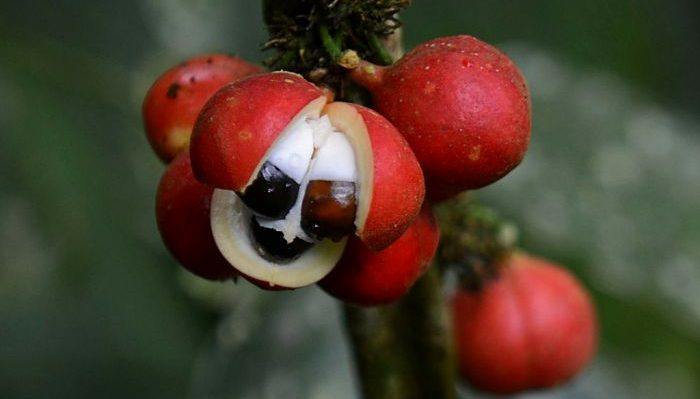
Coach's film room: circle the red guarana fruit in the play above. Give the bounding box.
[191,72,425,282]
[143,54,263,162]
[319,204,439,306]
[451,253,597,394]
[350,35,531,200]
[190,72,425,289]
[155,152,236,280]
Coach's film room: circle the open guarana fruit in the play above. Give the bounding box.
[191,72,425,289]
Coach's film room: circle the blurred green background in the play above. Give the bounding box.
[1,1,699,398]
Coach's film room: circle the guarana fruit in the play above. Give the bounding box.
[143,54,263,162]
[350,35,531,200]
[451,252,597,394]
[191,72,425,289]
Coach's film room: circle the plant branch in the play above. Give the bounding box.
[343,267,456,399]
[343,305,417,399]
[395,267,457,398]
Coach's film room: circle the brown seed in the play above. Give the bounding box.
[301,180,356,241]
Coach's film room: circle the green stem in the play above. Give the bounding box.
[342,267,457,399]
[319,24,342,62]
[395,267,457,398]
[368,34,395,65]
[343,305,417,399]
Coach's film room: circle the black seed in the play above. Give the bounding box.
[301,180,356,241]
[166,83,181,99]
[189,76,196,84]
[206,57,213,64]
[239,161,299,219]
[250,217,313,263]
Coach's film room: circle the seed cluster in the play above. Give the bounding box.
[239,116,359,263]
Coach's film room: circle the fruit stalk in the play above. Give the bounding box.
[342,267,456,399]
[342,304,417,399]
[393,266,457,398]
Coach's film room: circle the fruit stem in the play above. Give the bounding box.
[395,267,458,398]
[347,60,385,90]
[343,304,418,399]
[368,34,395,66]
[319,24,343,63]
[342,268,457,399]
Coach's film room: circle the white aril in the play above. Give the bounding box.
[265,117,315,184]
[307,131,357,183]
[258,115,358,243]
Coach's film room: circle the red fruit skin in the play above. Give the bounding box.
[143,54,263,162]
[451,253,597,394]
[319,205,439,306]
[351,35,531,200]
[190,72,325,190]
[325,103,426,250]
[156,152,237,280]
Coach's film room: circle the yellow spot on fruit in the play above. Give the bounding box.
[283,79,294,84]
[424,82,436,94]
[238,130,252,141]
[167,127,191,153]
[469,145,481,161]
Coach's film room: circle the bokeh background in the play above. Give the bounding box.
[1,1,699,398]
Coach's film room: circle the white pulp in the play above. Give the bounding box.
[265,117,314,184]
[258,115,358,243]
[308,132,357,182]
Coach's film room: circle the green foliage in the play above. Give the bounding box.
[262,0,408,77]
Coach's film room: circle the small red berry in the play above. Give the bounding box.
[155,151,236,280]
[319,204,439,306]
[143,54,263,162]
[351,35,531,200]
[451,253,597,394]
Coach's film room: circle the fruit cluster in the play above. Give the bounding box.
[142,35,596,393]
[143,36,529,302]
